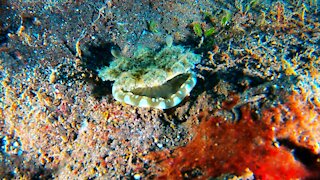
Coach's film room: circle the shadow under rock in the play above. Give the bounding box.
[164,67,291,122]
[0,0,20,46]
[278,139,320,180]
[0,153,57,180]
[80,40,118,99]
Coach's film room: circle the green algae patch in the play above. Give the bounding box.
[192,22,203,37]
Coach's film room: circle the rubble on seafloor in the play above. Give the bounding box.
[0,0,319,179]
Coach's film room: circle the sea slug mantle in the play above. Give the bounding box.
[98,37,201,109]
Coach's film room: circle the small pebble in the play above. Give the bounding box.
[133,173,141,180]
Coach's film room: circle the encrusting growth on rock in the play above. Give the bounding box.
[144,92,320,179]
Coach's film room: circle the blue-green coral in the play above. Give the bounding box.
[98,36,201,109]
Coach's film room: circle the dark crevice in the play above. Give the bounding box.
[278,139,320,179]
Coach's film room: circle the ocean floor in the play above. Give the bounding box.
[0,0,320,179]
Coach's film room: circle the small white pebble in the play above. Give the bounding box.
[133,173,141,180]
[157,143,163,149]
[49,70,56,83]
[165,35,173,47]
[13,142,19,148]
[79,120,88,133]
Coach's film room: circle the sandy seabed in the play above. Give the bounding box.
[0,0,319,179]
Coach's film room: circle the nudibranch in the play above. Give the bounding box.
[98,36,201,109]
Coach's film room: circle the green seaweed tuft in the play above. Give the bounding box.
[192,22,203,37]
[221,10,232,26]
[204,27,215,37]
[147,20,158,33]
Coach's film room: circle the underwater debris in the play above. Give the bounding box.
[98,36,201,109]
